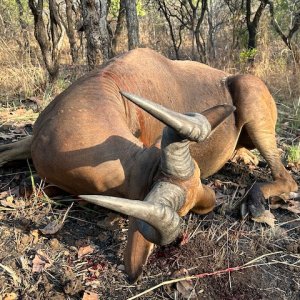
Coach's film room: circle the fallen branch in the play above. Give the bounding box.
[128,251,283,300]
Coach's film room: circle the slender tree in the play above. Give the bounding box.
[81,0,112,68]
[63,0,80,64]
[15,0,30,49]
[264,0,300,64]
[124,0,139,50]
[246,0,267,50]
[156,0,183,59]
[112,0,126,55]
[28,0,65,81]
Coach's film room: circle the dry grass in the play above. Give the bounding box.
[0,40,46,102]
[0,106,38,127]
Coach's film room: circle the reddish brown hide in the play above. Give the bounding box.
[0,48,297,282]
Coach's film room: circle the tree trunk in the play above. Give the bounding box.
[65,0,79,64]
[81,0,112,68]
[194,0,207,62]
[264,0,300,66]
[247,25,257,49]
[99,0,112,59]
[28,0,64,81]
[15,0,30,50]
[246,0,267,50]
[124,0,139,50]
[112,0,126,55]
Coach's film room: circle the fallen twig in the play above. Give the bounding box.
[127,251,283,300]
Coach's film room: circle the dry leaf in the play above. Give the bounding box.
[215,191,227,206]
[0,187,20,201]
[32,250,52,273]
[19,256,31,272]
[40,220,64,235]
[82,291,99,300]
[0,195,25,209]
[214,179,223,189]
[0,191,9,200]
[0,132,12,140]
[96,212,121,230]
[270,197,300,214]
[40,204,72,235]
[30,230,39,244]
[0,263,22,285]
[78,245,95,258]
[252,210,276,228]
[0,196,15,208]
[172,268,197,299]
[284,200,300,214]
[2,293,18,300]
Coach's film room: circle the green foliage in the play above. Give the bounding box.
[272,0,300,32]
[110,0,120,18]
[1,0,31,22]
[109,0,146,18]
[0,0,19,29]
[0,0,32,40]
[137,0,146,17]
[287,143,300,163]
[239,48,258,63]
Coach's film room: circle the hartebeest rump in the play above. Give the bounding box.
[0,48,297,282]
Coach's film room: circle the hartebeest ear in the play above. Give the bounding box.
[124,218,154,283]
[201,104,235,133]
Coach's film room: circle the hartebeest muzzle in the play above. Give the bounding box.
[80,92,235,245]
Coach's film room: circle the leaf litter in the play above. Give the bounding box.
[31,250,52,273]
[39,203,73,234]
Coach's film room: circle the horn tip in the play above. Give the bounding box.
[120,90,133,99]
[78,195,96,201]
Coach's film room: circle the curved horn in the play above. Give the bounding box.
[121,91,212,142]
[85,93,235,247]
[80,181,185,245]
[160,128,195,179]
[201,105,236,135]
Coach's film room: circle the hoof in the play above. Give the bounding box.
[231,148,259,166]
[241,184,265,218]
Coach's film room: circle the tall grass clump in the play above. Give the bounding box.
[0,39,46,102]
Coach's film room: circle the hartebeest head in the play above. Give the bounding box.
[80,92,235,280]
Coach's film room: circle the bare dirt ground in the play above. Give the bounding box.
[0,103,299,300]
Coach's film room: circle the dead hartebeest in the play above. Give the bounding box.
[0,48,297,282]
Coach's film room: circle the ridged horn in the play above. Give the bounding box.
[201,104,236,133]
[121,91,211,142]
[80,181,185,245]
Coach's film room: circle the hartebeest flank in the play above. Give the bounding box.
[0,48,297,282]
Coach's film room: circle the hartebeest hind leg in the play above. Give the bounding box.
[241,120,298,217]
[228,75,298,217]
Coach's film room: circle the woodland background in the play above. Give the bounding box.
[0,0,299,104]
